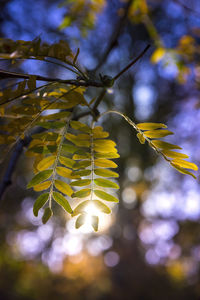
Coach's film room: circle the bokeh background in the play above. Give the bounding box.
[0,0,200,299]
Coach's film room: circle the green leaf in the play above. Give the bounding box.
[33,193,49,217]
[94,190,118,202]
[56,166,79,179]
[42,207,53,224]
[95,152,120,159]
[59,156,75,168]
[162,150,189,159]
[73,151,90,160]
[94,159,117,168]
[94,178,119,189]
[37,156,56,171]
[27,170,53,188]
[53,191,73,213]
[171,159,198,171]
[150,140,182,150]
[170,162,197,179]
[137,123,167,130]
[76,133,90,140]
[40,111,70,120]
[62,143,78,154]
[137,132,145,144]
[91,215,99,232]
[33,180,51,192]
[71,169,91,176]
[93,200,111,214]
[94,169,119,178]
[144,130,173,138]
[32,132,58,141]
[72,188,91,198]
[70,179,91,187]
[75,214,86,229]
[37,121,66,129]
[73,160,91,169]
[55,179,73,197]
[66,133,90,147]
[70,120,91,133]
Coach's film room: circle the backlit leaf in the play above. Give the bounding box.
[59,156,75,168]
[55,179,73,197]
[72,169,91,176]
[95,152,120,159]
[33,180,51,191]
[91,215,99,232]
[42,207,53,224]
[72,200,90,216]
[33,193,49,216]
[171,159,198,171]
[70,120,91,133]
[37,156,56,171]
[27,169,53,188]
[53,191,73,213]
[73,160,91,169]
[144,130,173,138]
[162,150,189,159]
[170,162,196,179]
[150,140,182,150]
[94,159,117,168]
[94,169,119,178]
[72,188,91,198]
[93,200,111,214]
[56,166,79,179]
[137,123,167,130]
[75,214,86,229]
[70,179,91,187]
[94,190,118,202]
[94,178,119,189]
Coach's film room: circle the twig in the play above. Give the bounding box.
[0,69,104,88]
[114,44,150,80]
[93,0,133,71]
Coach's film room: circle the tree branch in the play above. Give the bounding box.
[0,69,105,88]
[93,0,133,72]
[0,138,30,202]
[114,44,150,80]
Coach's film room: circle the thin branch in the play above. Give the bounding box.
[93,0,133,71]
[0,82,55,106]
[113,44,150,81]
[0,69,104,88]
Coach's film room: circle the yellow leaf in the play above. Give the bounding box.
[137,132,145,144]
[144,130,173,138]
[37,156,56,171]
[171,159,198,171]
[150,140,182,150]
[162,150,188,159]
[33,181,51,191]
[137,123,167,130]
[170,162,196,179]
[151,47,165,63]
